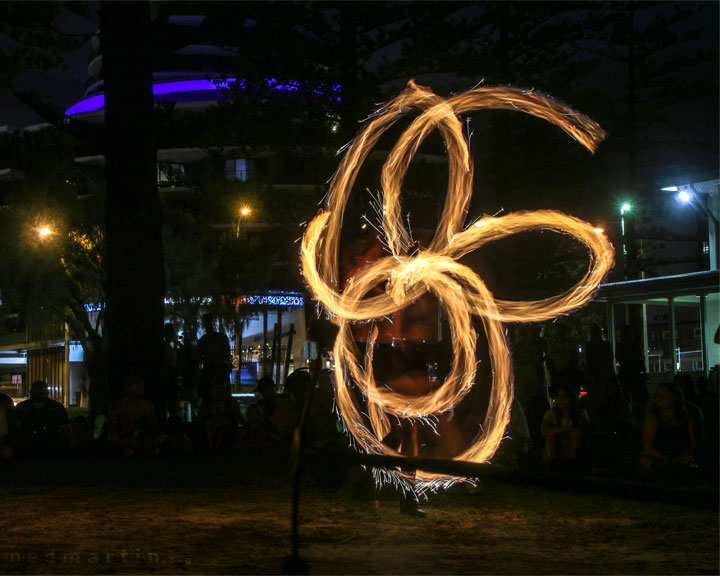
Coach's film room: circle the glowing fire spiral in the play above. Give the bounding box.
[301,80,614,489]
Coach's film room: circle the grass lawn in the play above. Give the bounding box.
[0,454,716,575]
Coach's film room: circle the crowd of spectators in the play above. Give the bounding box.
[513,321,719,481]
[0,370,341,462]
[0,315,345,462]
[0,317,717,489]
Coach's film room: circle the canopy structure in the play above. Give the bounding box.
[595,270,720,381]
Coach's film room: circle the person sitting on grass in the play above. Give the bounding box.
[236,402,274,452]
[13,380,70,457]
[637,382,697,477]
[541,386,586,469]
[107,374,166,457]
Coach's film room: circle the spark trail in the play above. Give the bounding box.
[301,80,614,490]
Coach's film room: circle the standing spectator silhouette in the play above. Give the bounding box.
[582,323,630,471]
[514,325,549,459]
[615,324,648,423]
[270,392,297,446]
[283,369,312,413]
[198,374,241,453]
[583,323,626,430]
[13,381,69,457]
[0,391,15,458]
[160,322,181,423]
[513,325,548,409]
[178,327,201,418]
[546,323,582,397]
[304,369,345,456]
[673,373,705,443]
[254,375,278,425]
[198,313,232,403]
[695,375,718,472]
[583,323,615,394]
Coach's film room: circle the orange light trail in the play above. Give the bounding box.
[301,81,614,490]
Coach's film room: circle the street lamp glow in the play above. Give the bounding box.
[236,206,253,238]
[37,225,54,238]
[620,202,632,215]
[677,190,693,204]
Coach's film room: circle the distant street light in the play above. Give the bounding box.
[661,181,720,269]
[236,205,253,238]
[618,201,638,279]
[619,201,631,253]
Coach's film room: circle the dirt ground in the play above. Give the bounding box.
[0,455,717,575]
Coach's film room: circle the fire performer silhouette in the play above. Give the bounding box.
[301,80,613,495]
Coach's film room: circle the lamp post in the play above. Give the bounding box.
[662,182,720,270]
[619,201,635,279]
[31,221,70,405]
[660,179,720,377]
[233,205,253,389]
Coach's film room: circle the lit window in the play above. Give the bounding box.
[702,242,709,254]
[157,162,185,186]
[225,159,255,182]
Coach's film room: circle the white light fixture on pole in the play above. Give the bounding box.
[661,179,719,270]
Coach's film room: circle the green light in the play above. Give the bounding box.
[620,202,632,215]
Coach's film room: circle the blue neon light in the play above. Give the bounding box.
[83,293,304,312]
[236,294,304,307]
[65,78,340,116]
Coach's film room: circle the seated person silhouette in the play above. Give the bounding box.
[236,403,274,451]
[541,386,587,469]
[107,374,165,456]
[637,382,697,476]
[14,380,69,457]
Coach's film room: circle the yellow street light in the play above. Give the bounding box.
[36,225,55,240]
[236,205,253,238]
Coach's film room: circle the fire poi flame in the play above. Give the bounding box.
[301,80,614,491]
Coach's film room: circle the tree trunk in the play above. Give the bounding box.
[101,1,165,401]
[339,3,358,140]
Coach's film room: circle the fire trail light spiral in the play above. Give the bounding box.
[301,81,614,491]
